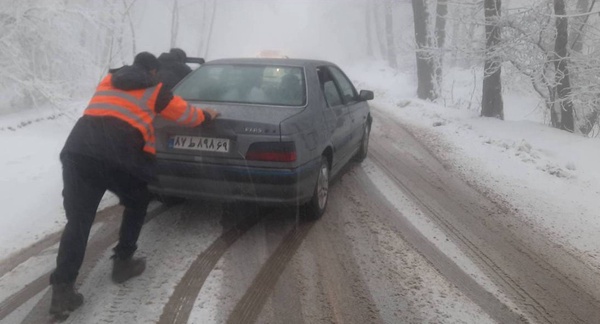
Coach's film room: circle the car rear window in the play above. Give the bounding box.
[174,64,306,106]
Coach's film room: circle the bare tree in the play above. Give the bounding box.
[434,0,448,94]
[567,0,597,134]
[570,0,594,53]
[204,0,217,58]
[374,1,387,60]
[405,0,600,134]
[365,0,374,58]
[412,0,436,100]
[196,0,208,57]
[170,0,179,48]
[568,1,597,133]
[0,0,126,113]
[481,0,504,119]
[499,0,600,134]
[122,0,138,57]
[553,0,574,132]
[385,0,398,69]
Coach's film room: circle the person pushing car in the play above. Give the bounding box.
[49,52,219,317]
[157,47,193,91]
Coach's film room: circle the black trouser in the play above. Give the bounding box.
[50,154,151,285]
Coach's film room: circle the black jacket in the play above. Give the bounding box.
[61,65,175,183]
[157,52,192,91]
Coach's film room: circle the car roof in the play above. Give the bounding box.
[204,57,336,68]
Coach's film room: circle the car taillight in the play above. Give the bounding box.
[245,141,296,162]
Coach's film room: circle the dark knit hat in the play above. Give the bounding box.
[169,48,187,62]
[133,52,160,71]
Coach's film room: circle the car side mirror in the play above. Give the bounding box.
[359,90,374,101]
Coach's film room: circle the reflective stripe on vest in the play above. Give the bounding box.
[85,85,159,154]
[176,103,200,125]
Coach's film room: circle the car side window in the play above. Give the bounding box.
[329,66,358,104]
[323,81,343,107]
[317,67,343,108]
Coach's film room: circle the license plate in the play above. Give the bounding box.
[168,135,230,153]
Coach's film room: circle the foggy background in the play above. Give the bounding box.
[0,0,396,115]
[127,0,370,65]
[2,0,598,135]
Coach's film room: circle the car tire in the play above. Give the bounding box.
[303,156,329,220]
[354,121,371,162]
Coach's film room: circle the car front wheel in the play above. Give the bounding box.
[354,122,370,162]
[304,156,329,220]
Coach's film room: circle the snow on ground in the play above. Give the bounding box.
[1,60,597,267]
[345,60,600,272]
[0,60,598,323]
[362,159,520,317]
[0,102,117,260]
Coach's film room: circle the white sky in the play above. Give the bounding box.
[132,0,369,64]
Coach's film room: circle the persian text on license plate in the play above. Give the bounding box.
[168,135,230,153]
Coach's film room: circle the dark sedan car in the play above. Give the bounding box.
[149,58,373,219]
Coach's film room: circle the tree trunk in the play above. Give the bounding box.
[170,0,179,48]
[449,4,461,67]
[374,1,387,60]
[197,0,208,57]
[365,0,374,58]
[122,0,137,58]
[384,0,397,69]
[412,0,436,100]
[104,1,118,69]
[434,0,448,94]
[481,0,504,119]
[554,0,574,132]
[204,0,217,58]
[570,0,592,52]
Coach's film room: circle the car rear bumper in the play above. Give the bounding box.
[148,158,320,205]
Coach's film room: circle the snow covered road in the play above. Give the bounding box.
[1,106,598,323]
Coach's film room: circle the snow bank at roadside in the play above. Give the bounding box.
[0,102,117,259]
[345,60,600,270]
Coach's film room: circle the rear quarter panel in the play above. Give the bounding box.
[279,64,331,168]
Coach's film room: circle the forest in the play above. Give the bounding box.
[1,0,598,136]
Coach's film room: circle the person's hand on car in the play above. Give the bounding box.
[202,108,220,122]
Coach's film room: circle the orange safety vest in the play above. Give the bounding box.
[84,74,205,154]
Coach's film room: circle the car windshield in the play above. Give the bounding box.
[175,64,306,106]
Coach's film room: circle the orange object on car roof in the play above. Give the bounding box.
[256,50,289,59]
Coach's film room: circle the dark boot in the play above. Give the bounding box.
[49,283,84,316]
[111,256,146,283]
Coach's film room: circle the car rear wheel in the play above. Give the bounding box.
[354,122,370,162]
[303,156,329,220]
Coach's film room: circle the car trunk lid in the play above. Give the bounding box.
[154,102,302,162]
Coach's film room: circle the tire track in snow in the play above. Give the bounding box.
[0,205,124,322]
[369,108,600,323]
[156,208,262,324]
[7,203,170,323]
[225,220,314,324]
[0,205,122,278]
[369,136,528,323]
[57,201,224,324]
